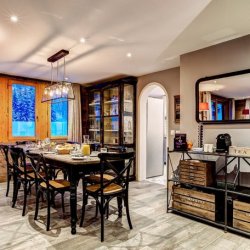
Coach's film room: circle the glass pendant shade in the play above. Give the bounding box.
[41,49,75,103]
[42,81,74,103]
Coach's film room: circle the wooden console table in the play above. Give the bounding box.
[167,149,250,237]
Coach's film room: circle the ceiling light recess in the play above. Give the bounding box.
[126,52,132,58]
[80,37,86,43]
[10,15,18,23]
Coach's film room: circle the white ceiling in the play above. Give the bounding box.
[200,73,250,99]
[0,0,249,84]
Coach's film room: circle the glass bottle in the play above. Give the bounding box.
[82,135,90,156]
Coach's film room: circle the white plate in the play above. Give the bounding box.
[43,151,56,154]
[71,156,87,160]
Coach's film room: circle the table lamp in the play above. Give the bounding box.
[198,102,209,148]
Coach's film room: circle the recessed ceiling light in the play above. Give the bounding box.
[10,15,18,23]
[126,52,132,58]
[80,37,86,43]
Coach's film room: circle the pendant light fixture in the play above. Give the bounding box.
[41,49,75,103]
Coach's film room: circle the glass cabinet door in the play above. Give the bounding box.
[88,91,101,143]
[103,87,119,144]
[123,84,134,144]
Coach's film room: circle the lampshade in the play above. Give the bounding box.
[199,102,209,111]
[41,81,74,103]
[242,109,250,115]
[41,50,75,103]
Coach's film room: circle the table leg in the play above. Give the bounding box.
[69,168,78,235]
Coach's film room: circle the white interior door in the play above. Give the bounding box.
[146,97,164,178]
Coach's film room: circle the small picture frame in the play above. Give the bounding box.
[174,95,180,123]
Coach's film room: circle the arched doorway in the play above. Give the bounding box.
[137,82,169,182]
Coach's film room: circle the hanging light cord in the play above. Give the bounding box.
[63,57,66,81]
[50,62,54,85]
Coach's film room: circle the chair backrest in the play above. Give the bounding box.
[26,152,51,187]
[0,145,12,168]
[9,147,28,177]
[96,151,135,194]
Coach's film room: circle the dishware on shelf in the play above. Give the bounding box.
[192,147,203,152]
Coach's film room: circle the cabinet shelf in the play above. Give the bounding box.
[89,115,101,118]
[104,100,119,104]
[89,129,100,132]
[104,115,119,118]
[89,102,100,106]
[171,208,225,229]
[104,130,119,132]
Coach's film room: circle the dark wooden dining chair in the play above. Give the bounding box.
[80,151,135,242]
[26,152,70,231]
[0,145,14,197]
[9,147,36,216]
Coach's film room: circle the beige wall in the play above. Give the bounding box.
[180,35,250,153]
[137,67,180,149]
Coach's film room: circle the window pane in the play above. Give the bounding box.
[12,84,36,137]
[51,99,68,137]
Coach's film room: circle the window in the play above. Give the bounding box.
[51,99,68,137]
[12,84,36,137]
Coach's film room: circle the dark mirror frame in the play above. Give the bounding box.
[195,69,250,124]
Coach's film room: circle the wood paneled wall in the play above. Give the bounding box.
[0,76,49,143]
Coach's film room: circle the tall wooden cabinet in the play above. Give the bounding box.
[81,76,137,178]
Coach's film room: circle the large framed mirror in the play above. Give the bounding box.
[196,69,250,124]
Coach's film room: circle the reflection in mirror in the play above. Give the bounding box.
[197,70,250,123]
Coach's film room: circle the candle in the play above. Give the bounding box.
[82,144,90,156]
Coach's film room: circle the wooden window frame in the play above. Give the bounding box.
[48,100,69,141]
[8,80,38,141]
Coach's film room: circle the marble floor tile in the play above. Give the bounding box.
[1,181,250,250]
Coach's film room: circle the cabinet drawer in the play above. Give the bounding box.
[233,200,250,233]
[172,186,215,221]
[179,160,215,187]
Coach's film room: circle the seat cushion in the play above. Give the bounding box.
[40,179,70,189]
[27,171,46,179]
[86,174,114,183]
[86,183,123,195]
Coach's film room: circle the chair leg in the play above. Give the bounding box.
[51,190,55,208]
[22,181,28,216]
[100,197,104,242]
[34,190,41,220]
[61,192,65,215]
[12,179,19,208]
[106,202,109,219]
[46,190,51,231]
[6,173,11,197]
[80,193,88,227]
[95,202,98,217]
[117,196,123,218]
[124,195,133,229]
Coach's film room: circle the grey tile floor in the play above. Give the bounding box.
[0,181,250,250]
